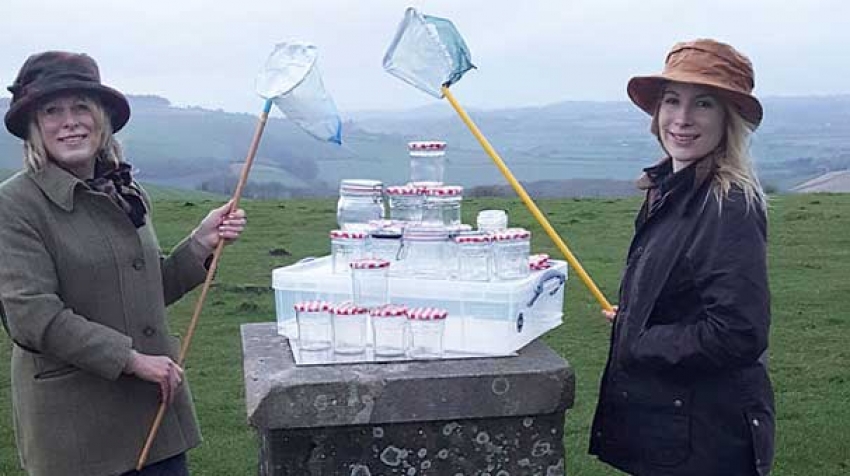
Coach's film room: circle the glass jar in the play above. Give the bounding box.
[476,209,508,233]
[385,185,425,224]
[294,301,332,351]
[349,258,391,309]
[445,224,473,279]
[407,307,447,359]
[337,179,384,232]
[422,185,463,227]
[408,140,446,187]
[330,230,367,274]
[398,224,450,279]
[332,302,369,354]
[370,304,408,357]
[368,226,404,265]
[455,232,493,282]
[492,228,532,280]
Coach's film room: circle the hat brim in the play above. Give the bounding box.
[627,73,763,129]
[4,80,130,139]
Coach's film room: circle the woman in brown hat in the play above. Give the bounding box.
[589,39,774,475]
[0,51,246,476]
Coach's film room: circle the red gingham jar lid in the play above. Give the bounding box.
[493,228,531,242]
[349,258,391,270]
[386,185,424,196]
[330,230,367,240]
[407,141,447,151]
[407,307,448,320]
[425,185,463,196]
[529,253,552,270]
[332,302,369,316]
[293,300,331,312]
[454,233,493,244]
[370,304,408,318]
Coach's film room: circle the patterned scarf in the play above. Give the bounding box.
[86,162,147,228]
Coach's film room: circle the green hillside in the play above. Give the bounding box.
[1,193,847,475]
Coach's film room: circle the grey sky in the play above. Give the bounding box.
[2,0,848,115]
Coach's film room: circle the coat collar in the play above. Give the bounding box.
[28,161,88,212]
[635,149,722,216]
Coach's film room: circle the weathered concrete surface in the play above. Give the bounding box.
[241,322,575,475]
[258,414,567,475]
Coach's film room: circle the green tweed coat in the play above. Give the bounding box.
[0,161,208,476]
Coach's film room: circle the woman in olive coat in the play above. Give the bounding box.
[589,39,775,476]
[0,51,246,476]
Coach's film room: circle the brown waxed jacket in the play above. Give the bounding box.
[0,161,208,476]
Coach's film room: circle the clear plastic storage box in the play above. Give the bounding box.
[273,256,567,356]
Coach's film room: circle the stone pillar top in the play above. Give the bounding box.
[242,323,575,430]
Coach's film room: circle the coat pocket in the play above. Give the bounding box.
[744,409,775,476]
[32,354,79,380]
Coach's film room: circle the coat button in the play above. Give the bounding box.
[132,258,145,270]
[752,418,760,427]
[143,326,156,337]
[635,246,644,255]
[673,399,683,408]
[621,391,628,399]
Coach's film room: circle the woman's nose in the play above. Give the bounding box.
[672,104,694,126]
[57,108,80,128]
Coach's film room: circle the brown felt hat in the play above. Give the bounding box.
[5,51,130,139]
[628,39,763,129]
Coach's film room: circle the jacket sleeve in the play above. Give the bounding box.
[137,185,210,306]
[160,236,210,305]
[0,201,132,380]
[628,192,771,373]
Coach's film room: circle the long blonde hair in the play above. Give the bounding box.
[712,105,767,212]
[23,95,124,173]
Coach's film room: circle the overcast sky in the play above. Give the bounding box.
[2,0,848,115]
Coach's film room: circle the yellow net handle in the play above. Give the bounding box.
[442,86,613,311]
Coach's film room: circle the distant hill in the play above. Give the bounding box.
[2,94,849,196]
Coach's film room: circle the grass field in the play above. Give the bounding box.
[1,193,848,475]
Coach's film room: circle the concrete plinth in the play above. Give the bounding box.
[241,322,575,475]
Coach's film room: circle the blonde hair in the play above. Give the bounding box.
[711,105,767,213]
[23,95,124,173]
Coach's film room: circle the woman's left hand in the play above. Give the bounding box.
[191,200,247,255]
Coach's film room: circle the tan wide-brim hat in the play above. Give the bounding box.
[627,39,763,129]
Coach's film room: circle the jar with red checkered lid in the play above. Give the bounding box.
[293,300,332,351]
[422,185,463,227]
[370,304,408,357]
[407,140,446,188]
[492,228,532,280]
[330,229,367,274]
[349,258,391,309]
[331,302,370,354]
[406,307,448,359]
[454,231,493,281]
[385,185,425,224]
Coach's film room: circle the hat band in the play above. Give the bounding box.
[11,71,100,103]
